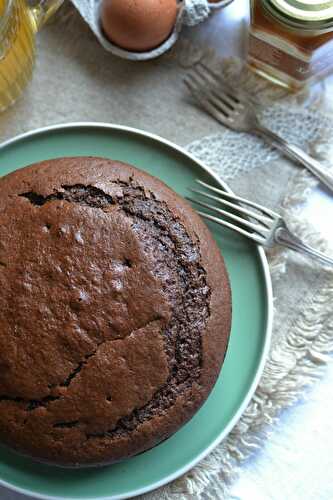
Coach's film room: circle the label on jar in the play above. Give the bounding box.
[249,31,333,82]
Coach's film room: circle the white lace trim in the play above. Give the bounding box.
[188,104,333,181]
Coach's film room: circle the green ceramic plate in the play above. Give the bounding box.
[0,123,273,500]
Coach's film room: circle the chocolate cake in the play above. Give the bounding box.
[0,157,231,467]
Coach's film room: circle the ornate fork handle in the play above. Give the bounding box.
[274,224,333,266]
[255,125,333,194]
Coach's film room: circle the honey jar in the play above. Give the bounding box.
[248,0,333,90]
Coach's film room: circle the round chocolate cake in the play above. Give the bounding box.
[0,157,231,467]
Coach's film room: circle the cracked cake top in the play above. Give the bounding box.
[0,157,231,467]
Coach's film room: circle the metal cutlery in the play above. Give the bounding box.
[184,63,333,194]
[187,180,333,266]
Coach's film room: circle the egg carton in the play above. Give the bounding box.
[70,0,234,61]
[209,0,234,9]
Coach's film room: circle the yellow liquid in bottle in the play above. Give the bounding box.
[0,0,36,111]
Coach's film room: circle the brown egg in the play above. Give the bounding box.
[101,0,178,52]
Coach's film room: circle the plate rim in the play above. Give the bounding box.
[0,122,273,500]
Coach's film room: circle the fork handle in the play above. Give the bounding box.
[255,125,333,194]
[275,225,333,266]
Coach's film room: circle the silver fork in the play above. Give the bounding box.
[187,180,333,266]
[184,63,333,194]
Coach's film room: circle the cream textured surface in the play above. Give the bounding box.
[0,5,333,499]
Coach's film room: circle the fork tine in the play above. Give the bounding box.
[184,77,230,122]
[196,180,279,219]
[195,61,219,85]
[211,88,240,112]
[193,64,239,110]
[206,91,233,116]
[196,62,230,91]
[196,62,243,105]
[190,188,272,226]
[185,75,233,120]
[189,64,237,111]
[186,196,269,237]
[196,210,265,245]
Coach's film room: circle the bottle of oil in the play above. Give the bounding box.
[248,0,333,91]
[0,0,63,112]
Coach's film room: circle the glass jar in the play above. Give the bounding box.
[248,0,333,91]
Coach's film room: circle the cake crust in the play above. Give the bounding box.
[0,157,231,467]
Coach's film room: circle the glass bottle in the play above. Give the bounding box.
[0,0,64,112]
[248,0,333,91]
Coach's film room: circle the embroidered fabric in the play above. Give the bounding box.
[187,104,333,181]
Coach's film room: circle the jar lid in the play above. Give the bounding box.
[263,0,333,30]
